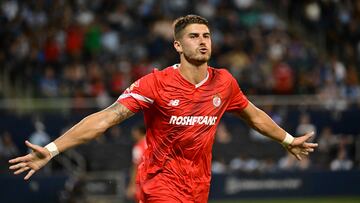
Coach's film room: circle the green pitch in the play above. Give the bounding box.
[209,196,360,203]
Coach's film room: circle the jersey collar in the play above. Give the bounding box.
[172,64,209,89]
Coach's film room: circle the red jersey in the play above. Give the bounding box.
[117,64,248,202]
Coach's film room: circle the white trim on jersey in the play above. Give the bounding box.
[195,70,209,88]
[172,64,209,88]
[118,93,154,104]
[172,64,180,69]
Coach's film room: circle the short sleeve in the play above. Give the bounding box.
[226,77,249,112]
[117,73,156,113]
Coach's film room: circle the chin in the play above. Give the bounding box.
[198,57,210,63]
[184,53,211,65]
[192,59,209,66]
[195,54,211,62]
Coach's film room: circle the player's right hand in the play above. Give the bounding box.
[8,140,52,180]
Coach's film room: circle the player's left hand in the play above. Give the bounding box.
[285,132,318,160]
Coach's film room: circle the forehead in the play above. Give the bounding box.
[182,24,210,34]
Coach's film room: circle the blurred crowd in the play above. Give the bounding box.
[212,112,358,174]
[0,0,360,102]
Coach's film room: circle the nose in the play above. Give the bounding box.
[199,37,206,45]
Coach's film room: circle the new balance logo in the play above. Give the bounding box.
[168,99,180,106]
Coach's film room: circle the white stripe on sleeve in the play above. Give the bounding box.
[118,93,154,104]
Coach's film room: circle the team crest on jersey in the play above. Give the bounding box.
[213,94,221,107]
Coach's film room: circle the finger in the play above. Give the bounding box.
[9,155,29,164]
[24,169,36,180]
[305,148,314,152]
[301,151,309,156]
[295,154,302,161]
[303,143,318,148]
[14,166,30,175]
[9,162,27,170]
[295,132,315,144]
[25,140,44,152]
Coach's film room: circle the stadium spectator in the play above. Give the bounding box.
[29,121,51,148]
[126,125,147,202]
[278,152,311,171]
[330,148,353,171]
[229,153,261,173]
[315,126,338,169]
[0,131,19,172]
[296,113,317,137]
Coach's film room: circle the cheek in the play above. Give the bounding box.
[183,43,195,52]
[207,40,212,47]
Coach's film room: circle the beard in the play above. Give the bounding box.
[183,49,211,66]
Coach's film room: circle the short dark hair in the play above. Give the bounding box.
[173,15,209,40]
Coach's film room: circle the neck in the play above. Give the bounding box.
[178,58,208,85]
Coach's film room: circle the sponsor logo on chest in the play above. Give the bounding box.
[169,115,217,126]
[166,93,221,126]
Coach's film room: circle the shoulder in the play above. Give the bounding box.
[133,65,177,90]
[136,65,174,82]
[209,67,235,81]
[147,64,178,84]
[152,64,178,77]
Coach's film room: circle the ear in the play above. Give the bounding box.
[173,40,183,54]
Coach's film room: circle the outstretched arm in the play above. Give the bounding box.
[236,102,318,160]
[9,102,134,180]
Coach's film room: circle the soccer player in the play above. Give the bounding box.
[126,125,147,201]
[9,15,318,202]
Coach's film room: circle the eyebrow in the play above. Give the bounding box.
[188,32,211,36]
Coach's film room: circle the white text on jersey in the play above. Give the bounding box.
[169,116,218,126]
[168,99,180,106]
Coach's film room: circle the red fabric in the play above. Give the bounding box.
[117,65,248,202]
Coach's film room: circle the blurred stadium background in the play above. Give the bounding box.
[0,0,360,202]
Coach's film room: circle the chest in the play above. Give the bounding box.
[154,84,229,117]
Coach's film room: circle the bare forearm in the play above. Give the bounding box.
[238,102,286,143]
[247,108,286,142]
[53,112,109,152]
[53,103,134,153]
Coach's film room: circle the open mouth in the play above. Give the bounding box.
[199,47,208,53]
